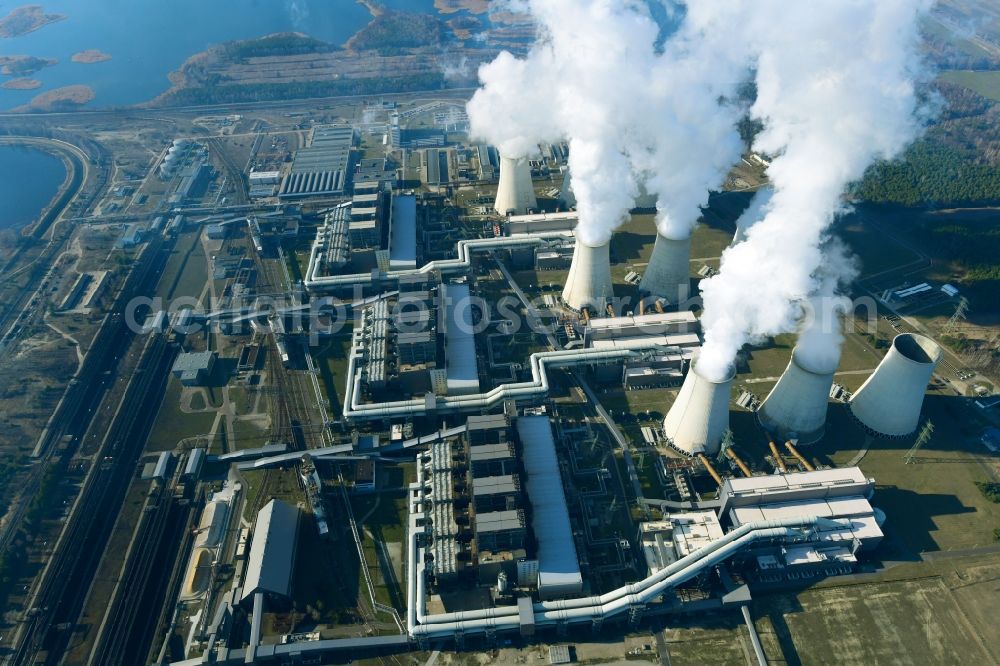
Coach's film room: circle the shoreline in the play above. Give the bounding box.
[0,139,75,239]
[0,5,67,39]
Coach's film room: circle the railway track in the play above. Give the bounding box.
[0,238,170,556]
[10,335,176,664]
[87,482,191,666]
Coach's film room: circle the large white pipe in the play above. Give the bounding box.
[304,231,573,292]
[562,238,614,312]
[758,346,838,444]
[638,233,691,304]
[662,362,734,455]
[494,155,537,215]
[345,344,657,420]
[849,333,941,438]
[406,515,821,638]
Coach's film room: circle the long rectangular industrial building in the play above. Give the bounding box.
[389,194,417,269]
[279,124,353,199]
[516,415,583,599]
[586,311,700,340]
[719,467,875,515]
[442,282,479,395]
[241,499,301,606]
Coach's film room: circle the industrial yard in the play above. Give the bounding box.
[0,5,999,663]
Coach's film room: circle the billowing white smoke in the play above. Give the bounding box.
[732,188,773,243]
[696,0,933,382]
[794,241,858,374]
[466,49,560,159]
[632,13,749,240]
[468,0,661,246]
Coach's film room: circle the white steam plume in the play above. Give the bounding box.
[632,11,749,240]
[731,188,773,245]
[468,0,661,246]
[794,240,858,374]
[696,0,933,382]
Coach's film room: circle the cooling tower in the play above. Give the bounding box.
[848,333,942,438]
[638,232,692,304]
[562,238,614,312]
[494,155,537,215]
[560,170,576,208]
[731,224,748,247]
[758,347,838,444]
[662,363,734,456]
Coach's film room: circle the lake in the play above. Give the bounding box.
[0,144,67,230]
[0,0,438,110]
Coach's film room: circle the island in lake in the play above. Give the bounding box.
[0,4,66,38]
[12,84,95,112]
[434,0,489,14]
[0,55,57,77]
[1,77,41,90]
[71,49,112,64]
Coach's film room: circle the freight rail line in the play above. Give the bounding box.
[1,237,169,558]
[88,483,176,665]
[9,333,176,664]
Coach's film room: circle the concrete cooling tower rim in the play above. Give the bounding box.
[789,348,838,377]
[691,362,736,385]
[892,333,942,366]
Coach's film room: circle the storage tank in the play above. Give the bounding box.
[639,233,691,304]
[662,362,734,455]
[848,333,941,438]
[494,155,537,215]
[758,347,839,444]
[561,238,614,313]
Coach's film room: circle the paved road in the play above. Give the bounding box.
[654,630,673,666]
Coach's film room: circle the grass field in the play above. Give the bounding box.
[312,336,352,415]
[939,70,1000,102]
[145,376,218,452]
[155,230,208,302]
[753,574,998,665]
[664,619,748,666]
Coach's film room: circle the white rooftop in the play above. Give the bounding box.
[516,416,583,598]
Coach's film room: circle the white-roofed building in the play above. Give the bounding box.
[389,194,417,270]
[516,415,583,599]
[441,282,480,396]
[639,511,724,575]
[719,466,875,516]
[585,311,699,341]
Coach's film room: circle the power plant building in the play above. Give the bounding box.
[389,194,418,270]
[441,282,480,396]
[171,351,217,387]
[585,311,699,341]
[506,211,578,235]
[719,468,884,572]
[516,415,583,599]
[241,499,301,607]
[279,124,354,199]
